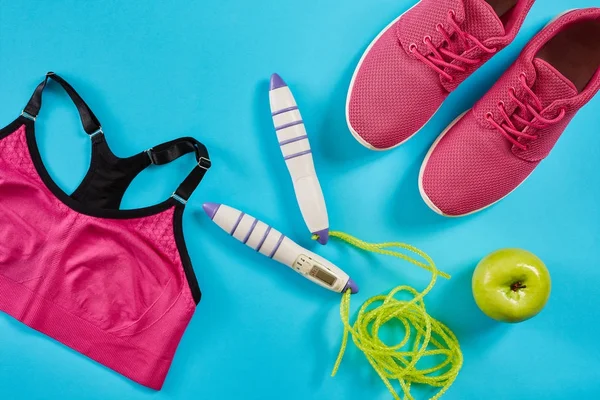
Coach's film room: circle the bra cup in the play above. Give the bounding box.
[0,182,51,261]
[0,131,57,282]
[117,284,196,359]
[45,210,186,332]
[109,277,185,338]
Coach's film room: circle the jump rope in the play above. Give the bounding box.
[205,74,463,400]
[319,231,462,400]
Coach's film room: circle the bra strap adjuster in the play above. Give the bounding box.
[20,110,37,122]
[197,157,212,170]
[89,128,104,139]
[145,148,155,164]
[171,192,188,205]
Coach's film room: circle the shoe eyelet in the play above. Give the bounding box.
[435,23,444,32]
[423,35,432,44]
[448,9,456,18]
[409,43,418,52]
[519,72,527,82]
[497,101,505,109]
[509,87,516,95]
[485,112,494,120]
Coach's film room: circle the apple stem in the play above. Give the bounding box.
[511,282,527,292]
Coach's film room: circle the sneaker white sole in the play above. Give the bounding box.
[345,1,436,151]
[418,8,580,217]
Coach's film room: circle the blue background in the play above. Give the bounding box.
[1,1,599,399]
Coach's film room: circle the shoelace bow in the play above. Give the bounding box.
[486,73,567,150]
[409,10,497,82]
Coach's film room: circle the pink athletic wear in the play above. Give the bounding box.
[0,73,212,389]
[347,0,536,150]
[420,8,600,216]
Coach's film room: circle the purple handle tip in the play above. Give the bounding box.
[202,203,220,220]
[343,278,359,295]
[313,229,329,245]
[270,73,287,90]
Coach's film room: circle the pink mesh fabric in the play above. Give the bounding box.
[348,23,448,149]
[0,125,196,389]
[396,0,467,56]
[421,8,600,216]
[347,0,534,149]
[421,111,539,216]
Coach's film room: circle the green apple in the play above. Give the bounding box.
[472,248,551,323]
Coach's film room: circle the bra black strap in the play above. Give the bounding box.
[22,72,103,136]
[146,137,211,204]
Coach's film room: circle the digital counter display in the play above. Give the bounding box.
[310,266,336,286]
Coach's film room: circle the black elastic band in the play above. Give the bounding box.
[146,137,211,202]
[23,72,102,135]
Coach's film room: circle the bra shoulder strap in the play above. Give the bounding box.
[22,72,211,207]
[146,137,212,204]
[22,72,103,136]
[71,135,211,210]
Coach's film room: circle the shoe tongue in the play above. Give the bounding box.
[461,0,506,40]
[531,58,578,108]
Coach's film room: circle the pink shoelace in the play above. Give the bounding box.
[486,72,567,150]
[409,10,497,82]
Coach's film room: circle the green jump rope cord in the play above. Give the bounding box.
[313,231,463,400]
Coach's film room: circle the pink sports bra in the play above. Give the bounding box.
[0,73,211,389]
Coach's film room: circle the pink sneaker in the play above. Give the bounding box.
[420,8,600,217]
[347,0,536,150]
